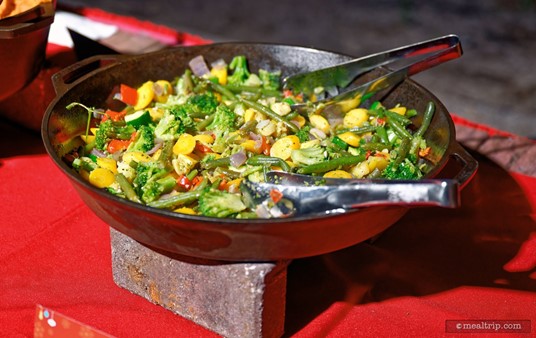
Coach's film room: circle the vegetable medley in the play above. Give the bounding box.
[65,55,435,219]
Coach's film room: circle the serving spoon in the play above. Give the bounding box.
[241,172,459,218]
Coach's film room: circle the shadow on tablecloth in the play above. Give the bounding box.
[285,149,536,336]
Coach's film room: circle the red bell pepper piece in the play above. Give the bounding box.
[101,109,127,122]
[177,174,193,191]
[195,143,213,154]
[191,176,204,189]
[260,136,271,156]
[107,139,131,153]
[106,132,136,154]
[269,189,283,204]
[120,84,138,106]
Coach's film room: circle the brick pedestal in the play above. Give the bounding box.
[110,228,289,338]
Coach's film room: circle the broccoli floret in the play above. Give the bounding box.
[132,161,164,193]
[170,104,196,129]
[187,93,219,115]
[290,144,325,166]
[198,188,247,218]
[155,102,206,140]
[128,125,155,153]
[382,158,422,180]
[206,105,237,153]
[206,104,236,132]
[154,113,183,141]
[141,175,176,203]
[259,69,281,91]
[132,161,176,203]
[228,55,251,85]
[295,125,311,143]
[95,119,136,150]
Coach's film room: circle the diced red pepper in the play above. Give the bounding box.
[101,109,127,122]
[419,147,431,157]
[365,150,372,160]
[192,176,204,189]
[177,174,193,191]
[120,84,138,106]
[218,179,228,191]
[261,136,271,156]
[195,143,213,154]
[376,117,386,126]
[269,189,283,204]
[106,132,136,154]
[107,139,131,153]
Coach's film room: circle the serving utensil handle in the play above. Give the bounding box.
[51,54,128,95]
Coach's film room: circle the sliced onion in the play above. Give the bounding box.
[254,139,263,152]
[93,108,105,119]
[90,148,107,158]
[327,116,343,129]
[146,142,162,155]
[211,58,227,69]
[153,82,164,96]
[249,132,261,141]
[362,134,373,143]
[189,55,210,77]
[230,150,247,168]
[291,120,301,128]
[111,151,123,162]
[310,127,327,140]
[256,119,270,130]
[255,204,272,219]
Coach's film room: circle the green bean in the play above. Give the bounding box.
[369,107,412,125]
[336,125,377,135]
[115,173,141,203]
[375,125,389,144]
[297,154,366,174]
[211,177,223,189]
[240,165,263,178]
[247,155,292,172]
[186,169,198,181]
[284,110,299,120]
[393,137,411,167]
[240,98,300,133]
[196,114,215,131]
[389,118,413,139]
[181,69,194,94]
[360,142,392,151]
[147,190,202,209]
[414,101,435,138]
[201,156,231,170]
[206,80,237,101]
[385,110,412,125]
[225,84,282,98]
[158,140,174,170]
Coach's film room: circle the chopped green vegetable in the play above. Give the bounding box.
[290,144,325,166]
[198,188,247,218]
[228,55,251,85]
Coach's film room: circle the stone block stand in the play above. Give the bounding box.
[110,228,289,338]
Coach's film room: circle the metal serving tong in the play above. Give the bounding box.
[241,172,459,218]
[283,34,462,112]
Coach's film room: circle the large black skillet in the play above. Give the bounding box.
[42,43,477,261]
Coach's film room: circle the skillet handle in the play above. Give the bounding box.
[51,54,129,96]
[448,141,478,189]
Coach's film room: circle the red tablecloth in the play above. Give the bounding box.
[1,7,535,338]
